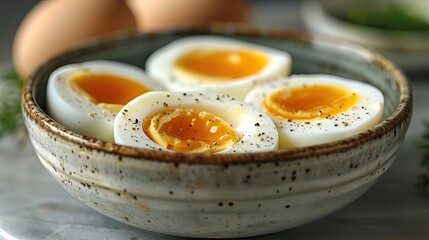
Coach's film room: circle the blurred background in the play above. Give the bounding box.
[0,0,305,67]
[0,0,39,65]
[1,0,428,75]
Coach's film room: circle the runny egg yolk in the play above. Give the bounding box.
[263,85,358,120]
[174,49,268,80]
[68,72,150,112]
[143,108,239,153]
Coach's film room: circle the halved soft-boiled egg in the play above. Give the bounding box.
[114,91,279,153]
[245,74,384,149]
[46,60,164,142]
[145,36,291,100]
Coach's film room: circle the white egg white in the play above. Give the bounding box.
[114,91,279,153]
[145,35,291,100]
[46,60,163,142]
[245,74,384,149]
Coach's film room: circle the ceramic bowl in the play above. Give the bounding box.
[22,25,412,238]
[301,0,429,71]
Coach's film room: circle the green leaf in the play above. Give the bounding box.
[415,174,429,192]
[333,1,429,31]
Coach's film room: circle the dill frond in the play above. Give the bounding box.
[0,68,24,138]
[416,121,429,192]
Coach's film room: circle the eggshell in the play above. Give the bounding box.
[126,0,250,32]
[12,0,136,80]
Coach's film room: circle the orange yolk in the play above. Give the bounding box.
[143,108,239,153]
[68,72,150,112]
[174,49,268,80]
[264,85,358,120]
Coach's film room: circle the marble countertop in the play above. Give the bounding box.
[1,1,429,239]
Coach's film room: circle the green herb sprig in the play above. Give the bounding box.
[416,121,429,191]
[0,69,24,139]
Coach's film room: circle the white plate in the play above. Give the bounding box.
[300,0,429,71]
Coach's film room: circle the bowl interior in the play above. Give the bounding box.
[26,27,411,163]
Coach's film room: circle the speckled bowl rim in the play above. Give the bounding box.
[22,24,413,165]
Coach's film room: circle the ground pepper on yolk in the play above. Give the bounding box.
[143,108,239,153]
[264,85,358,120]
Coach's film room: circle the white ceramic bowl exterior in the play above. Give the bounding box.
[24,117,406,237]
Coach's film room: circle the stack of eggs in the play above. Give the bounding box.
[46,36,384,154]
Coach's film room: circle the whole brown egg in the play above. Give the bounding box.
[12,0,136,80]
[126,0,250,32]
